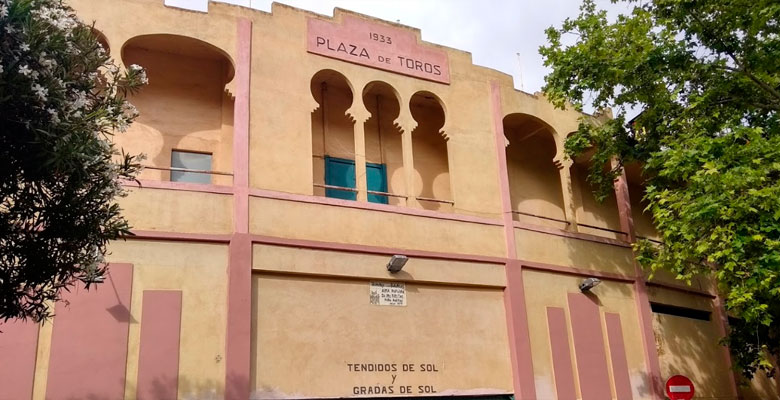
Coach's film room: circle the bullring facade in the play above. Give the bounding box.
[0,1,778,399]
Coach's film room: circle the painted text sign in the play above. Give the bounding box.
[307,16,451,84]
[347,362,440,396]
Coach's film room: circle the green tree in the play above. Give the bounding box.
[541,0,779,378]
[0,0,146,322]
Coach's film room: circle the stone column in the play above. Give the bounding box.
[347,108,370,202]
[556,158,579,231]
[396,112,420,208]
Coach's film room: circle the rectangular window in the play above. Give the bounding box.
[170,150,212,184]
[650,302,711,321]
[324,156,388,204]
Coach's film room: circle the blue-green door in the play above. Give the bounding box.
[324,156,356,200]
[325,157,387,204]
[366,162,388,204]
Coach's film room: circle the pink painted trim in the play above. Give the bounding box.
[225,232,253,400]
[225,17,253,400]
[514,221,632,248]
[490,80,518,259]
[520,260,635,283]
[546,307,577,400]
[46,263,133,400]
[232,18,251,234]
[645,280,716,299]
[605,313,634,400]
[504,261,538,399]
[137,290,182,400]
[248,187,503,227]
[612,165,636,243]
[492,81,536,399]
[251,234,507,264]
[0,319,39,400]
[129,229,231,243]
[122,179,234,195]
[713,296,739,398]
[258,269,505,289]
[632,280,664,400]
[567,292,611,400]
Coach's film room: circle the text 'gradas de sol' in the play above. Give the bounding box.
[347,363,440,396]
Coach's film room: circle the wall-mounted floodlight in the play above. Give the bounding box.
[579,277,601,292]
[387,255,408,273]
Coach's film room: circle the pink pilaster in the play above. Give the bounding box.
[713,295,740,397]
[137,290,183,400]
[567,293,611,400]
[546,307,577,400]
[46,263,133,400]
[605,313,634,400]
[225,16,253,400]
[612,163,664,399]
[491,80,536,399]
[0,319,39,400]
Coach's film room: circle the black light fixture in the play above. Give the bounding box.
[387,255,408,273]
[579,277,602,292]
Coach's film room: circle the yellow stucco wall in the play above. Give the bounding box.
[29,1,763,399]
[249,196,506,257]
[514,228,636,275]
[118,187,233,234]
[647,286,736,400]
[523,269,649,399]
[30,240,229,400]
[250,273,513,399]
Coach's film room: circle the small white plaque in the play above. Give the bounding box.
[369,282,406,306]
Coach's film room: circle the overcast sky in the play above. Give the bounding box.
[166,0,623,94]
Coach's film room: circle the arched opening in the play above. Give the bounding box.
[410,91,451,212]
[571,149,624,239]
[121,34,235,185]
[310,70,356,200]
[503,113,566,228]
[625,162,660,241]
[362,81,403,205]
[91,28,110,55]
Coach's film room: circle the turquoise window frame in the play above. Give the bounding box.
[324,156,388,204]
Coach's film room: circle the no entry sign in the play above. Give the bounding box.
[665,375,695,400]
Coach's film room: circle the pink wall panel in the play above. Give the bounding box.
[605,313,634,400]
[546,307,577,400]
[0,319,39,400]
[137,290,182,400]
[567,292,611,400]
[45,263,133,400]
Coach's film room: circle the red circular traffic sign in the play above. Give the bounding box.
[665,375,695,400]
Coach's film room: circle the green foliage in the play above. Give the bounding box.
[541,0,780,378]
[0,0,146,321]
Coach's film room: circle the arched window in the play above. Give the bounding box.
[310,70,356,200]
[121,34,235,185]
[362,81,403,205]
[503,113,566,228]
[625,162,660,241]
[410,91,451,212]
[571,149,623,239]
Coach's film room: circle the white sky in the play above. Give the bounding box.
[166,0,626,94]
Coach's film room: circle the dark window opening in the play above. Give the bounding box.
[651,302,711,321]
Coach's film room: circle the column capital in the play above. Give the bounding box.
[346,106,371,125]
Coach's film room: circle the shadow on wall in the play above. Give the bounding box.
[503,113,566,229]
[63,374,233,400]
[410,91,451,212]
[121,34,236,184]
